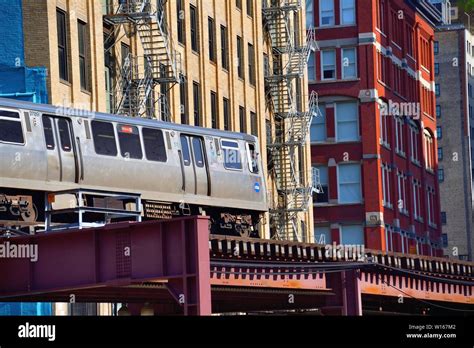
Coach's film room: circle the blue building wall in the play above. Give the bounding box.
[0,0,51,316]
[0,0,48,104]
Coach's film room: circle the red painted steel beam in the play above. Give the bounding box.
[0,217,211,315]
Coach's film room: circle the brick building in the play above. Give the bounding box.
[307,0,445,256]
[434,23,474,261]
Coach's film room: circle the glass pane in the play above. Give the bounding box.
[315,226,331,244]
[91,121,117,156]
[0,120,24,144]
[143,128,167,162]
[58,119,72,152]
[180,135,191,166]
[117,125,142,159]
[42,116,55,149]
[192,137,204,168]
[341,225,365,245]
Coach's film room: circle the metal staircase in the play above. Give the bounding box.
[104,0,181,119]
[263,0,320,241]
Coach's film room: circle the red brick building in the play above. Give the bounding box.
[307,0,444,256]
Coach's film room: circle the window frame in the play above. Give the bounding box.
[116,124,143,160]
[340,0,356,25]
[0,110,25,146]
[319,0,335,27]
[335,101,359,142]
[221,139,243,171]
[91,120,118,157]
[57,8,69,82]
[321,49,336,81]
[142,127,167,163]
[341,47,357,79]
[337,163,362,204]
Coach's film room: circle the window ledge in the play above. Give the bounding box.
[316,23,356,30]
[60,79,72,87]
[396,150,406,158]
[314,78,361,84]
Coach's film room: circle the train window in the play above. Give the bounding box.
[58,119,72,152]
[42,116,55,149]
[247,143,259,174]
[117,124,143,159]
[192,137,205,168]
[180,135,191,166]
[0,118,24,144]
[142,128,167,162]
[91,121,117,156]
[221,140,242,170]
[0,110,20,119]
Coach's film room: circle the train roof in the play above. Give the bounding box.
[0,97,258,142]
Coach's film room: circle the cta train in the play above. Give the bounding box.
[0,98,267,236]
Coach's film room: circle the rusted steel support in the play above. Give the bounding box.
[0,217,212,316]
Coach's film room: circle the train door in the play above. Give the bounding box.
[179,134,209,195]
[42,115,78,183]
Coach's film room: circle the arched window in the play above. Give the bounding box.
[423,129,434,171]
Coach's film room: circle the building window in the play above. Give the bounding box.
[424,129,434,171]
[397,171,408,214]
[340,0,355,25]
[438,147,443,161]
[434,63,439,75]
[441,212,447,224]
[223,97,230,131]
[434,41,439,55]
[319,0,334,26]
[381,163,392,208]
[313,165,329,203]
[237,36,244,79]
[310,104,326,142]
[436,105,441,118]
[427,186,436,227]
[248,43,256,85]
[177,0,185,44]
[438,168,445,182]
[179,74,187,124]
[321,50,336,80]
[208,17,216,62]
[412,179,422,221]
[57,9,69,82]
[437,126,442,139]
[246,0,253,17]
[336,102,359,142]
[341,225,365,245]
[308,51,316,80]
[435,84,440,96]
[210,91,217,129]
[338,163,362,204]
[221,25,229,70]
[395,117,405,155]
[342,47,357,79]
[306,0,314,28]
[380,103,389,146]
[236,0,242,10]
[190,5,199,52]
[250,111,257,136]
[239,106,246,133]
[78,20,89,91]
[314,226,331,244]
[192,81,201,126]
[409,124,420,164]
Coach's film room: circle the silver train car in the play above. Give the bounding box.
[0,98,267,236]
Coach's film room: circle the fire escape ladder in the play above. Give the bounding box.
[263,0,320,241]
[104,0,182,119]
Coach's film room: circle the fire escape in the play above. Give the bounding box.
[263,0,321,241]
[104,0,181,120]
